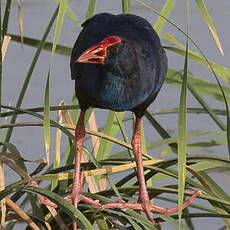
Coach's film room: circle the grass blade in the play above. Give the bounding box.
[125,216,143,230]
[5,197,40,230]
[166,69,230,104]
[122,0,130,14]
[44,0,67,163]
[97,111,125,161]
[199,172,230,227]
[154,0,176,34]
[135,0,230,143]
[145,111,177,153]
[44,70,50,164]
[96,219,110,230]
[51,102,63,191]
[186,79,226,131]
[9,34,71,56]
[177,3,189,223]
[51,0,67,60]
[89,112,100,158]
[0,104,74,141]
[2,0,12,35]
[3,7,59,150]
[86,0,96,20]
[194,0,223,55]
[53,0,81,27]
[158,214,190,230]
[125,209,159,229]
[60,95,78,192]
[59,108,75,193]
[16,0,23,44]
[165,46,230,83]
[6,184,95,230]
[114,112,133,157]
[162,138,227,156]
[88,112,101,191]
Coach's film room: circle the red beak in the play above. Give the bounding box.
[77,36,121,65]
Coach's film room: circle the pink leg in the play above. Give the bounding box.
[31,114,201,229]
[72,110,86,209]
[131,117,155,223]
[66,110,102,230]
[101,190,201,213]
[31,110,102,230]
[72,109,86,230]
[101,117,201,227]
[30,181,57,208]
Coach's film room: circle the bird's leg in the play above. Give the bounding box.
[29,181,57,208]
[69,109,101,230]
[70,109,86,230]
[30,113,201,229]
[32,111,88,209]
[69,110,102,205]
[102,118,157,224]
[101,117,201,227]
[131,117,155,223]
[101,117,156,222]
[71,109,86,209]
[30,110,101,230]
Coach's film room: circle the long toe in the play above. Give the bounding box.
[30,181,57,208]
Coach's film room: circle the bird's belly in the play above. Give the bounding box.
[98,75,150,111]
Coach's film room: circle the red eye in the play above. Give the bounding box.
[114,47,120,53]
[110,46,120,54]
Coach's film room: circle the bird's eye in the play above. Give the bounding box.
[110,45,120,54]
[114,47,120,53]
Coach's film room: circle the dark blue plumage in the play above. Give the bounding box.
[70,13,167,117]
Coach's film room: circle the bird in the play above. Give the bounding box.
[70,12,167,227]
[33,12,200,230]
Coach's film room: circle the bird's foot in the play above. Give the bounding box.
[30,181,58,208]
[30,180,102,230]
[30,180,102,208]
[101,190,202,213]
[101,190,201,228]
[31,181,201,229]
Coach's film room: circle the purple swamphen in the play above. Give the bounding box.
[34,13,200,230]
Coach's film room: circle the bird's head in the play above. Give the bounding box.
[76,36,122,65]
[77,35,137,76]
